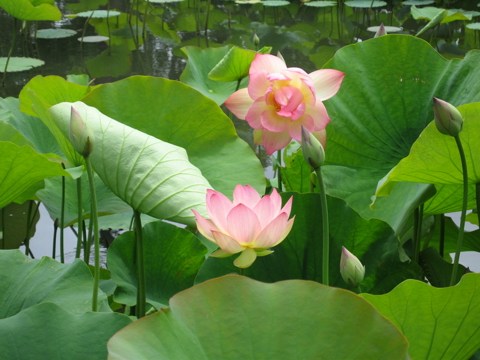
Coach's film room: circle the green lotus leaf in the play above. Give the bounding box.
[73,10,121,18]
[0,302,131,360]
[108,275,409,359]
[411,6,472,23]
[208,46,257,82]
[0,250,109,318]
[80,76,265,197]
[49,101,211,226]
[362,273,480,359]
[261,0,290,6]
[0,57,44,73]
[0,201,39,249]
[0,142,67,208]
[35,28,77,39]
[322,35,480,233]
[0,0,61,20]
[303,1,336,7]
[107,220,207,307]
[344,1,387,8]
[376,103,480,214]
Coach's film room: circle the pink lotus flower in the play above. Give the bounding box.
[225,53,344,154]
[192,185,295,268]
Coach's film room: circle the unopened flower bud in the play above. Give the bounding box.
[70,106,93,157]
[374,23,387,38]
[340,246,365,287]
[253,33,260,48]
[301,126,325,170]
[432,97,463,137]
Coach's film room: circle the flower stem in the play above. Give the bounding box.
[450,135,468,286]
[314,167,329,286]
[476,183,480,230]
[75,176,83,259]
[60,166,66,263]
[85,158,100,311]
[412,204,423,263]
[276,150,283,192]
[133,209,146,318]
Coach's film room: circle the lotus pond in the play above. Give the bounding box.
[1,0,480,359]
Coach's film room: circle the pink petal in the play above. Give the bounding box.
[248,73,271,101]
[224,88,253,120]
[245,98,270,129]
[256,213,295,248]
[309,69,345,101]
[253,196,276,227]
[274,86,305,120]
[248,54,287,99]
[233,184,261,208]
[258,129,292,155]
[260,110,290,133]
[305,101,330,131]
[211,230,244,254]
[192,209,217,243]
[280,195,293,216]
[226,204,261,245]
[206,189,233,233]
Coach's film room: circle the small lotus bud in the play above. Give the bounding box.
[70,106,93,157]
[432,97,463,137]
[374,23,387,38]
[301,126,325,170]
[253,33,260,47]
[340,246,365,287]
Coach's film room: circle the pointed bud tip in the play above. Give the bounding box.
[301,126,325,170]
[432,97,463,137]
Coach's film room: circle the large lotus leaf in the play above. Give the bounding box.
[0,302,131,360]
[208,46,257,81]
[362,273,480,359]
[0,250,109,318]
[0,201,39,249]
[180,46,249,105]
[322,35,480,233]
[107,220,207,307]
[0,97,60,155]
[36,171,131,227]
[108,275,409,359]
[49,101,211,226]
[0,142,67,208]
[196,193,423,293]
[376,103,480,214]
[0,0,61,20]
[80,76,265,196]
[19,75,92,166]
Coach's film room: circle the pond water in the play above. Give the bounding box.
[2,0,480,267]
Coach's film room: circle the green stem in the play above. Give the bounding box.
[75,176,83,259]
[315,167,329,286]
[133,209,146,318]
[276,150,283,192]
[60,167,66,263]
[450,135,468,286]
[476,183,480,230]
[413,204,423,263]
[85,158,100,311]
[439,214,445,257]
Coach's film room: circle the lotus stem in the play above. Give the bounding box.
[133,209,146,318]
[315,167,329,286]
[450,135,468,286]
[438,214,445,257]
[60,167,66,263]
[85,158,100,311]
[75,176,84,259]
[276,150,283,192]
[412,204,424,263]
[476,183,480,230]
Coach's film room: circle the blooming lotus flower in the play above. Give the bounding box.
[224,53,344,154]
[192,185,295,268]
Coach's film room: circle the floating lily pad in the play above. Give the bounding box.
[0,57,44,73]
[345,1,387,8]
[303,1,336,7]
[149,0,184,3]
[235,0,261,4]
[73,10,121,18]
[36,28,77,39]
[261,0,290,6]
[77,35,109,43]
[467,22,480,30]
[367,25,403,33]
[402,0,434,5]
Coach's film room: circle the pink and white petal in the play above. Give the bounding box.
[233,248,257,268]
[306,101,330,131]
[280,195,293,216]
[260,130,292,155]
[226,204,261,245]
[252,196,276,227]
[256,214,295,248]
[248,73,271,100]
[309,69,345,101]
[250,54,286,77]
[211,230,244,254]
[233,184,261,208]
[245,98,270,129]
[268,188,283,212]
[206,189,233,233]
[192,209,217,242]
[312,129,327,149]
[224,88,253,120]
[260,111,290,133]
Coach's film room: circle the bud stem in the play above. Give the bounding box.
[315,167,329,286]
[450,135,468,286]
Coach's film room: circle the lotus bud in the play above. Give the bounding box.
[301,126,325,170]
[432,97,463,137]
[374,23,387,38]
[340,246,365,287]
[70,106,93,157]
